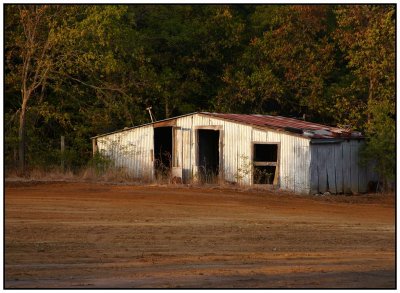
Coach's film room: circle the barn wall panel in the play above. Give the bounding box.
[252,128,311,194]
[96,125,154,180]
[350,140,360,193]
[342,141,352,193]
[334,143,344,193]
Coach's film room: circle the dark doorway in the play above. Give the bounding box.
[154,127,172,178]
[198,129,220,183]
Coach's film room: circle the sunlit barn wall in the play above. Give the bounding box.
[93,112,370,194]
[96,124,154,181]
[177,114,311,194]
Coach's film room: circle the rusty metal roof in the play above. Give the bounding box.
[92,111,363,140]
[203,112,362,139]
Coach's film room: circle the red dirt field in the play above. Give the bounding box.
[4,181,395,288]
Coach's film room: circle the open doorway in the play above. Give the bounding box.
[154,127,172,179]
[198,129,220,183]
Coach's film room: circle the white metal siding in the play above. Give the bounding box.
[177,113,253,185]
[252,128,311,194]
[91,113,380,194]
[94,113,313,193]
[96,124,154,180]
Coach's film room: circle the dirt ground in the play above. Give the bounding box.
[4,181,395,288]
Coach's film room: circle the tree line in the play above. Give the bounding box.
[4,5,395,187]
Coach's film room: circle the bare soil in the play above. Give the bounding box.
[5,181,395,288]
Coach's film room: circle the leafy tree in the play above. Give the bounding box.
[360,100,395,191]
[334,5,395,189]
[5,5,63,174]
[4,4,395,185]
[5,5,143,173]
[132,5,245,118]
[215,5,336,120]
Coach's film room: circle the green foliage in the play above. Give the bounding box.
[4,4,395,182]
[88,151,113,176]
[216,5,337,118]
[333,5,395,130]
[360,99,395,189]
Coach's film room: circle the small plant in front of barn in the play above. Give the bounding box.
[234,155,252,185]
[88,151,113,176]
[154,151,172,184]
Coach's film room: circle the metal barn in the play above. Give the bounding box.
[91,112,372,194]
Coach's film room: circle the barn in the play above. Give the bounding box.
[91,112,373,194]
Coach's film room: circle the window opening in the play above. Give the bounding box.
[253,143,278,184]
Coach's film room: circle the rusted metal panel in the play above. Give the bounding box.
[204,112,362,139]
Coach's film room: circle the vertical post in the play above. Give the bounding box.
[61,135,65,171]
[14,148,18,170]
[92,138,98,155]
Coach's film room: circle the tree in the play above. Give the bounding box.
[5,5,61,174]
[5,5,140,174]
[334,5,395,126]
[132,5,245,118]
[334,5,395,189]
[215,5,336,120]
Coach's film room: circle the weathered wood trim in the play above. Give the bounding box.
[92,138,98,155]
[251,141,280,185]
[194,125,223,130]
[153,119,177,128]
[253,162,277,166]
[219,129,224,182]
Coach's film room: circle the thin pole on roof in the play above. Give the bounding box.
[146,106,156,123]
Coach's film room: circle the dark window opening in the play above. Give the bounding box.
[254,144,278,162]
[154,127,172,178]
[253,143,278,185]
[253,166,276,184]
[198,129,219,183]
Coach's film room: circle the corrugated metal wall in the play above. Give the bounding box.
[94,113,370,194]
[177,113,253,185]
[177,114,311,193]
[310,140,369,194]
[252,128,311,194]
[95,113,312,193]
[96,124,154,180]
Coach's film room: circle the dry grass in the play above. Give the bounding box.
[80,166,152,184]
[5,167,75,181]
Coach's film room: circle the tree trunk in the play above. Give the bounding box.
[18,96,28,176]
